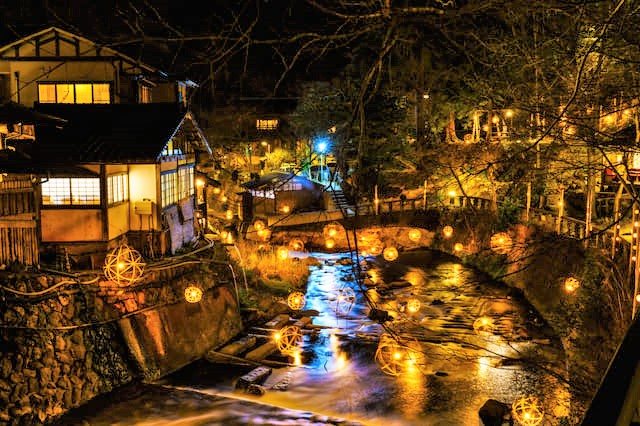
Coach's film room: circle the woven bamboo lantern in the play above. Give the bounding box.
[512,396,544,426]
[383,246,399,261]
[369,239,384,256]
[335,287,356,315]
[287,291,306,310]
[323,222,343,238]
[225,209,233,220]
[564,277,580,293]
[253,219,265,231]
[443,225,453,238]
[184,285,203,303]
[406,296,421,313]
[275,325,303,354]
[473,316,496,336]
[103,243,145,286]
[277,246,289,260]
[325,238,335,249]
[490,232,513,254]
[454,243,464,252]
[408,228,421,242]
[289,239,305,251]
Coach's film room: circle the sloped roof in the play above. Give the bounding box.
[0,149,97,176]
[0,101,67,125]
[32,103,193,164]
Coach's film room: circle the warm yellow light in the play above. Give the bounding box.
[213,187,221,194]
[117,262,124,270]
[254,220,265,231]
[221,195,228,202]
[443,225,453,238]
[406,297,421,313]
[454,243,464,252]
[383,247,399,261]
[492,115,500,124]
[261,141,268,147]
[325,238,335,249]
[281,205,291,214]
[225,210,233,220]
[289,239,305,251]
[184,286,203,303]
[196,178,205,187]
[473,316,495,335]
[636,294,640,303]
[490,232,513,254]
[393,352,402,360]
[274,332,281,341]
[408,228,421,242]
[482,125,489,132]
[564,277,580,293]
[275,325,302,354]
[505,110,513,118]
[448,190,456,197]
[287,291,306,310]
[277,246,289,260]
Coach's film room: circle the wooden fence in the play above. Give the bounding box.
[0,177,38,266]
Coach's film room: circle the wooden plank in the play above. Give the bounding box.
[234,366,273,391]
[245,341,278,362]
[263,314,290,329]
[293,317,313,328]
[219,336,257,356]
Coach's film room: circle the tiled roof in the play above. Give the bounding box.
[33,103,186,164]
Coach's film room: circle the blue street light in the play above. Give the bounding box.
[314,137,330,182]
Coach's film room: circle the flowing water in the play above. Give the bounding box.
[58,250,569,426]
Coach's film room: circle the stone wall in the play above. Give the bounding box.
[0,252,243,425]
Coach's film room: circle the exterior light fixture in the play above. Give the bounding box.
[103,242,145,286]
[196,178,205,187]
[408,228,421,242]
[289,239,305,251]
[225,210,233,220]
[275,325,303,354]
[564,277,580,293]
[511,396,544,426]
[184,285,203,303]
[325,238,335,249]
[277,246,289,260]
[281,205,291,214]
[454,243,464,252]
[443,225,454,238]
[287,291,306,310]
[383,247,399,262]
[253,219,265,231]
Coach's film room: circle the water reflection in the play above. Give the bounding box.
[57,249,569,426]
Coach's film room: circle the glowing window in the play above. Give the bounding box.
[107,174,129,205]
[161,171,178,208]
[38,84,56,103]
[93,84,110,104]
[42,178,100,205]
[138,84,151,103]
[256,119,279,130]
[75,84,93,104]
[178,166,194,200]
[56,84,74,103]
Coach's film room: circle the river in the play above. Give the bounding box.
[56,249,569,426]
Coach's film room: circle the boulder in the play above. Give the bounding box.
[479,399,512,426]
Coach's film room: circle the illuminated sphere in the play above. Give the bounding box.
[408,228,422,242]
[225,209,233,220]
[383,247,399,262]
[368,240,384,256]
[335,287,356,315]
[323,222,343,239]
[277,246,289,260]
[374,334,426,376]
[564,277,580,293]
[512,396,544,426]
[281,205,291,214]
[454,243,464,252]
[275,325,303,354]
[103,243,145,286]
[443,225,454,238]
[213,187,221,194]
[289,239,305,251]
[253,220,265,231]
[287,291,306,310]
[473,316,496,336]
[325,238,335,249]
[490,232,513,254]
[406,297,421,313]
[636,294,640,303]
[184,286,203,303]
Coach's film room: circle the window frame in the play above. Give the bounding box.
[107,173,129,206]
[37,82,112,104]
[41,177,101,207]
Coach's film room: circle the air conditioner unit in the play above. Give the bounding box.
[134,199,153,215]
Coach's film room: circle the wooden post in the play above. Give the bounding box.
[374,185,379,215]
[526,181,531,222]
[612,183,623,258]
[633,204,640,319]
[556,187,565,234]
[423,179,427,209]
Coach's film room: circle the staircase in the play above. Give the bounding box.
[328,188,355,214]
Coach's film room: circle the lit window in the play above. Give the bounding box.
[42,178,100,205]
[178,84,187,106]
[107,174,129,205]
[75,84,93,104]
[56,84,75,103]
[256,119,279,130]
[38,83,112,104]
[178,166,194,200]
[161,171,178,208]
[160,139,183,157]
[138,84,151,103]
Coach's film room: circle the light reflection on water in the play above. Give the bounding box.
[57,249,569,426]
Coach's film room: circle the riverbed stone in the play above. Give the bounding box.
[245,384,266,396]
[479,399,512,426]
[0,357,12,378]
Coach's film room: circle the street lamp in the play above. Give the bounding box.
[317,140,327,182]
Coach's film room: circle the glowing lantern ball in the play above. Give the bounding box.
[443,225,454,238]
[406,296,421,313]
[184,285,203,303]
[335,287,356,315]
[289,239,305,251]
[253,219,265,231]
[281,205,291,214]
[564,277,580,293]
[225,209,234,220]
[454,243,464,252]
[473,316,496,336]
[383,247,399,262]
[103,243,145,286]
[277,246,289,260]
[275,325,303,354]
[512,396,544,426]
[325,238,336,249]
[287,291,306,310]
[323,222,343,239]
[490,232,513,254]
[374,334,424,376]
[368,239,384,256]
[408,228,421,242]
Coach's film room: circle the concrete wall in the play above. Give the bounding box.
[0,257,242,424]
